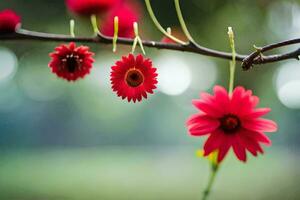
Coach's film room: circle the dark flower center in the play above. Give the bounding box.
[62,54,82,73]
[220,114,241,134]
[125,68,144,87]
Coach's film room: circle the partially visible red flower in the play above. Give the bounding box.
[49,42,94,81]
[110,54,158,102]
[187,86,277,163]
[65,0,121,16]
[0,9,21,33]
[161,28,187,44]
[101,1,140,38]
[161,37,177,44]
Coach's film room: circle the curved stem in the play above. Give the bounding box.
[144,0,186,45]
[174,0,195,44]
[132,22,146,55]
[90,15,100,35]
[202,165,219,200]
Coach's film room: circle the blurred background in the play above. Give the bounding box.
[0,0,300,199]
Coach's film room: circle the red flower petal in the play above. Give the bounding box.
[230,86,258,115]
[237,134,259,156]
[242,108,271,119]
[192,100,223,118]
[242,118,278,133]
[242,129,272,146]
[0,9,21,33]
[101,2,140,38]
[187,114,219,136]
[110,54,158,102]
[203,130,225,156]
[238,132,264,154]
[65,0,121,16]
[48,42,94,81]
[217,138,231,163]
[186,85,278,163]
[213,85,230,112]
[232,137,247,162]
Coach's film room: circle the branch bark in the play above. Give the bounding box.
[242,38,300,70]
[1,29,300,69]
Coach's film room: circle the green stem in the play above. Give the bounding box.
[228,27,236,94]
[112,16,119,52]
[144,0,186,45]
[90,15,100,36]
[131,22,146,55]
[229,61,235,94]
[70,19,75,38]
[202,165,219,200]
[174,0,195,43]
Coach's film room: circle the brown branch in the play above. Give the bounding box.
[1,29,300,68]
[242,38,300,70]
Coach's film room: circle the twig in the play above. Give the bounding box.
[242,38,300,70]
[1,29,300,68]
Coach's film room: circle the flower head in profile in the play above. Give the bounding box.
[187,86,277,163]
[0,9,21,33]
[65,0,121,16]
[110,54,158,102]
[101,1,140,38]
[49,42,94,81]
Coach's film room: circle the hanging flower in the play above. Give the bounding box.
[110,54,158,102]
[0,9,21,33]
[101,1,140,38]
[49,42,94,81]
[186,85,277,163]
[65,0,121,16]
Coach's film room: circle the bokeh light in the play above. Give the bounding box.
[274,61,300,109]
[156,52,192,96]
[0,47,18,83]
[18,50,67,102]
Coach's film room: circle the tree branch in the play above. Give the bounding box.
[242,38,300,70]
[1,29,300,69]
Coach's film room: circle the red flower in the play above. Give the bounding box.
[65,0,121,16]
[161,37,177,44]
[0,9,21,33]
[101,2,140,38]
[110,54,158,102]
[187,86,277,163]
[161,28,187,44]
[49,42,94,81]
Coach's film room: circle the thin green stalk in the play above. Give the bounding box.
[131,22,146,55]
[70,19,75,38]
[113,16,119,52]
[131,37,138,53]
[174,0,195,44]
[202,165,219,200]
[144,0,186,45]
[90,15,99,35]
[228,27,236,94]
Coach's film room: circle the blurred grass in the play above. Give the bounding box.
[0,147,299,200]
